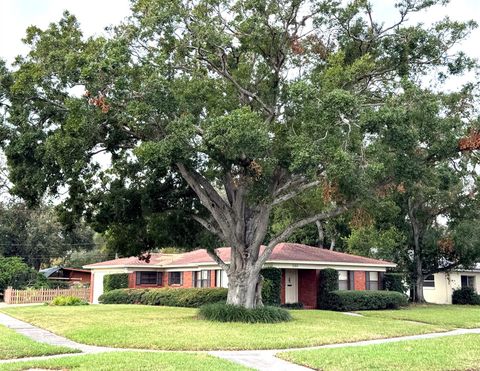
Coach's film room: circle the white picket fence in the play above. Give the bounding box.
[3,287,90,304]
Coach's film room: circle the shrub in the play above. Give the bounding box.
[322,290,408,311]
[452,287,480,305]
[317,269,339,309]
[261,267,281,306]
[198,303,292,323]
[104,274,129,292]
[383,273,407,294]
[280,302,304,309]
[99,287,228,308]
[50,295,89,306]
[0,257,47,293]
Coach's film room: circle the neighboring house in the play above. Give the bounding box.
[84,243,395,307]
[40,266,92,286]
[423,264,480,304]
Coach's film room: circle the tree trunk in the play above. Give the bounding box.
[316,220,324,248]
[226,269,263,309]
[413,253,426,303]
[408,197,426,303]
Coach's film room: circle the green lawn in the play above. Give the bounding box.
[0,324,76,360]
[279,334,480,371]
[0,351,251,371]
[360,304,480,328]
[0,305,447,350]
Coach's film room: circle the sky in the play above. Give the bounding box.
[1,0,480,67]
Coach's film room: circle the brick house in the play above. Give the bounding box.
[84,243,395,307]
[40,266,92,286]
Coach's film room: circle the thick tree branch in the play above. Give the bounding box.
[206,248,230,271]
[271,179,322,206]
[176,163,235,238]
[255,202,354,270]
[191,215,224,241]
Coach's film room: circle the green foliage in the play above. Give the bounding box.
[345,225,406,260]
[260,268,281,306]
[322,291,408,311]
[49,295,88,306]
[0,202,94,270]
[383,273,408,294]
[103,274,129,293]
[198,303,292,323]
[99,288,228,308]
[2,0,479,308]
[317,269,339,308]
[0,256,47,292]
[452,287,480,305]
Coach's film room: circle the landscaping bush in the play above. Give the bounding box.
[261,267,281,305]
[0,257,47,293]
[452,287,480,305]
[280,302,304,309]
[198,302,292,323]
[99,287,228,308]
[50,295,89,306]
[317,268,339,309]
[383,273,407,294]
[322,290,408,311]
[104,274,129,292]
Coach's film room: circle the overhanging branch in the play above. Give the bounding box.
[255,202,355,270]
[191,215,224,241]
[271,180,322,206]
[206,249,230,271]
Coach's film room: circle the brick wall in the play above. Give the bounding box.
[211,270,216,287]
[298,269,318,309]
[354,271,366,290]
[129,270,218,289]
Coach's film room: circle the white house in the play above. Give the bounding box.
[423,264,480,304]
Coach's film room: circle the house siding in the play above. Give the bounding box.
[68,270,91,283]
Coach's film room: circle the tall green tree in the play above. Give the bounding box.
[2,0,476,307]
[0,202,94,270]
[347,83,480,302]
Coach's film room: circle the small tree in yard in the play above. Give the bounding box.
[1,0,477,308]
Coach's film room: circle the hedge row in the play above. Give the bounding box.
[322,290,408,311]
[99,287,227,308]
[261,268,281,306]
[452,287,480,305]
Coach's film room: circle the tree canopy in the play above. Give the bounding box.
[1,0,479,307]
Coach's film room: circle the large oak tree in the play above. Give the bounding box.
[1,0,477,307]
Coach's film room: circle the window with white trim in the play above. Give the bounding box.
[338,270,349,290]
[194,270,211,288]
[168,272,183,285]
[461,275,475,289]
[136,271,162,286]
[424,275,435,288]
[366,272,379,290]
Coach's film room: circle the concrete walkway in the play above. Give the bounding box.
[1,311,480,370]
